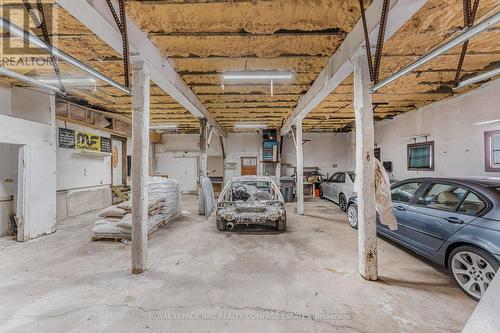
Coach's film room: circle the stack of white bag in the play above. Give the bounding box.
[91,177,182,241]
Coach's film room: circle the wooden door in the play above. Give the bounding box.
[241,157,257,176]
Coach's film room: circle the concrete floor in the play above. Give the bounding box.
[0,195,476,332]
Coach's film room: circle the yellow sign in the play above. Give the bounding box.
[75,131,101,152]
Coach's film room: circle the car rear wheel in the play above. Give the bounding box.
[448,245,499,301]
[216,217,225,231]
[346,204,358,229]
[339,194,347,212]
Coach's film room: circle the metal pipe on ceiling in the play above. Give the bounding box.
[0,17,132,95]
[0,66,62,93]
[370,11,500,93]
[454,67,500,89]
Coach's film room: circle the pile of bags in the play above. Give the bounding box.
[91,177,182,241]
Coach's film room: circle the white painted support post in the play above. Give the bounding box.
[131,60,150,274]
[352,47,377,280]
[198,119,208,214]
[295,118,304,215]
[275,136,282,186]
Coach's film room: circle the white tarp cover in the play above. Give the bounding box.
[198,176,215,217]
[375,159,398,230]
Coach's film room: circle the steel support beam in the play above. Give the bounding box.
[0,17,131,95]
[55,0,226,137]
[372,11,500,92]
[131,60,150,274]
[280,0,427,136]
[352,47,377,280]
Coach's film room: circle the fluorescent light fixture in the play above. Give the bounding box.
[234,123,268,129]
[0,66,61,93]
[222,71,293,80]
[371,11,500,93]
[473,119,500,126]
[150,123,178,130]
[38,77,97,88]
[454,67,500,90]
[0,17,131,95]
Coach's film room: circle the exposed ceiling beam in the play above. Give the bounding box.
[280,0,428,135]
[54,0,226,137]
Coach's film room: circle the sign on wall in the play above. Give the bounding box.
[58,128,112,153]
[58,128,75,149]
[75,131,101,152]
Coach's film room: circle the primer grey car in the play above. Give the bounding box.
[216,176,286,231]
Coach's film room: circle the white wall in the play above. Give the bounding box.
[369,79,500,180]
[0,87,57,240]
[154,132,349,185]
[224,132,262,181]
[155,134,223,192]
[56,120,112,191]
[281,132,352,178]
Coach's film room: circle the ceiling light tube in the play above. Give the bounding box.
[0,17,131,95]
[454,67,500,90]
[223,72,293,80]
[234,123,268,129]
[371,11,500,93]
[38,77,97,88]
[0,66,61,93]
[473,119,500,126]
[149,123,178,130]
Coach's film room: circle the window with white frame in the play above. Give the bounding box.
[485,130,500,172]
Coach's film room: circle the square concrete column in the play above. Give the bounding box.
[296,117,304,215]
[352,47,377,280]
[131,60,150,274]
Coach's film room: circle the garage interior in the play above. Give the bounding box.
[0,0,499,331]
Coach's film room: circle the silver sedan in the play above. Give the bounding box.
[320,171,355,211]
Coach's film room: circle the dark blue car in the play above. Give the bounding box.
[347,177,500,300]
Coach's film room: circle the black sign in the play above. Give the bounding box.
[58,128,75,149]
[101,137,111,153]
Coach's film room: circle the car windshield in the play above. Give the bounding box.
[227,181,276,202]
[348,173,355,182]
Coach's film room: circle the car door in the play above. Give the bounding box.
[322,174,334,200]
[331,172,345,203]
[323,173,341,201]
[401,182,478,251]
[378,181,423,237]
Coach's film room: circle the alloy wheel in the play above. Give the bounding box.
[451,251,496,299]
[347,205,357,228]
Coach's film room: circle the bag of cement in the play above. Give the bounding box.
[117,201,131,211]
[99,206,127,218]
[116,221,132,229]
[92,222,130,238]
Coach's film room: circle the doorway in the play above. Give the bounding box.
[0,143,26,240]
[241,156,257,176]
[111,136,127,186]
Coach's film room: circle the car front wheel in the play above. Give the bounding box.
[448,245,499,301]
[346,204,358,229]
